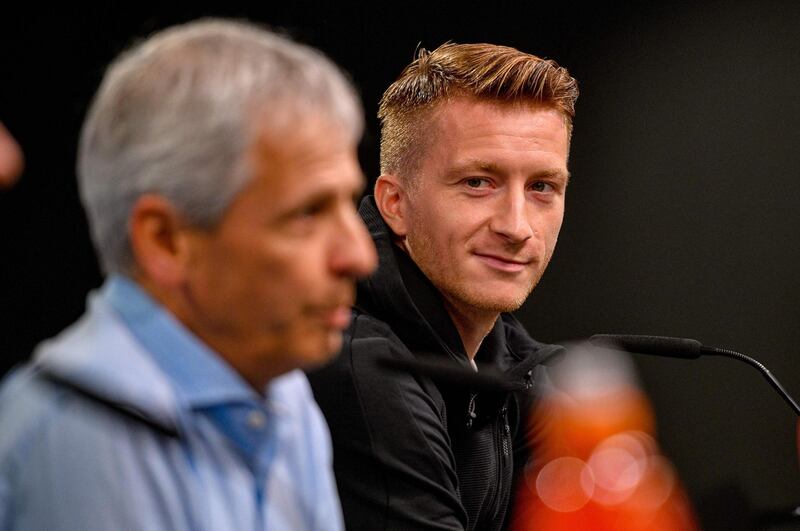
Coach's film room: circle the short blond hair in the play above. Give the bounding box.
[378,42,578,177]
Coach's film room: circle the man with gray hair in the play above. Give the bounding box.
[0,18,376,530]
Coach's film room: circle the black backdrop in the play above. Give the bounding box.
[2,2,799,529]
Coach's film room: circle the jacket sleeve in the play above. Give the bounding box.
[307,316,468,531]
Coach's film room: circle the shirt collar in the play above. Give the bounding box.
[104,275,260,408]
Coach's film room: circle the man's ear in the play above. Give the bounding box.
[374,174,409,237]
[129,194,193,288]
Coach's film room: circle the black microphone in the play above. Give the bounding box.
[590,334,800,416]
[377,356,520,392]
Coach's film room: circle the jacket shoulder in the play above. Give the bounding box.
[0,364,196,531]
[0,365,64,460]
[306,311,467,529]
[500,313,564,366]
[308,310,442,416]
[348,310,400,347]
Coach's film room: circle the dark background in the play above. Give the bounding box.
[2,2,799,528]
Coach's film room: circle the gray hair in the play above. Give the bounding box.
[78,18,364,274]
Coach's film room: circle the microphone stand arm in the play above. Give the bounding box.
[701,346,800,416]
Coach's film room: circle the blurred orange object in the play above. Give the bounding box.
[512,343,700,531]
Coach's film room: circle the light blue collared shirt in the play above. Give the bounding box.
[0,276,344,531]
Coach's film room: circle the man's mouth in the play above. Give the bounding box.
[473,252,532,273]
[312,298,354,330]
[323,305,352,329]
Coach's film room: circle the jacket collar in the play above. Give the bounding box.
[103,276,259,408]
[357,196,470,367]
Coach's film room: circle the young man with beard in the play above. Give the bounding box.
[308,43,578,530]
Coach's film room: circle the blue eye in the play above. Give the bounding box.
[465,178,488,188]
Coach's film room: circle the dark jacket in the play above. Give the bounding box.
[307,197,562,531]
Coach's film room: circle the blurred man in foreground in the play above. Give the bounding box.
[308,43,577,530]
[0,18,376,530]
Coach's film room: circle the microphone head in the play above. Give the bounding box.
[589,334,703,359]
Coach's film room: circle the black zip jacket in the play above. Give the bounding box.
[307,196,562,531]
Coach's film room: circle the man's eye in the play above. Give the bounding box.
[282,202,325,235]
[465,178,488,188]
[295,201,325,218]
[530,181,554,193]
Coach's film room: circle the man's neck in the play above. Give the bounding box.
[394,239,498,360]
[441,296,499,360]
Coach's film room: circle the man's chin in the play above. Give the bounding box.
[324,331,344,359]
[292,332,344,370]
[454,288,530,314]
[481,299,527,314]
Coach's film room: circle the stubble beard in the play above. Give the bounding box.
[406,230,551,316]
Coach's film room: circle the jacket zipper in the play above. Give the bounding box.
[465,393,477,429]
[501,406,511,459]
[481,403,511,528]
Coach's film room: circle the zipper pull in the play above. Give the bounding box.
[524,369,534,390]
[466,393,477,430]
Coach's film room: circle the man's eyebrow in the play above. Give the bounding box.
[277,176,365,217]
[445,159,502,177]
[534,169,571,185]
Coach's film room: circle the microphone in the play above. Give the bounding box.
[590,334,800,416]
[377,356,520,392]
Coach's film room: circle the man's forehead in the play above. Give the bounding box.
[421,98,569,154]
[428,99,568,149]
[397,97,570,188]
[251,116,356,164]
[246,125,362,199]
[429,95,566,123]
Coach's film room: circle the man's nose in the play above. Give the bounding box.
[489,189,534,243]
[331,207,378,278]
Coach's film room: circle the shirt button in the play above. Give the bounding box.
[247,410,266,429]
